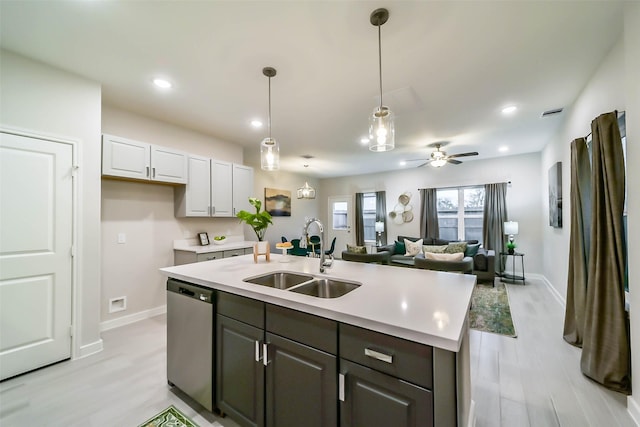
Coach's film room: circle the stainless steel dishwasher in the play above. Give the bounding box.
[167,278,214,411]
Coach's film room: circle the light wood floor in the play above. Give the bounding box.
[0,277,635,427]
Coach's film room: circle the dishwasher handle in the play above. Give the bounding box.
[179,287,195,297]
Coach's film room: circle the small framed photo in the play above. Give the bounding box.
[198,232,210,246]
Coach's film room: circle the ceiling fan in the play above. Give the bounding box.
[407,143,479,168]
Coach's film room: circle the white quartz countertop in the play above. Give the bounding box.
[173,239,256,254]
[160,254,475,352]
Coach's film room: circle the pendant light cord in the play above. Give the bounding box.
[268,76,272,139]
[378,23,383,110]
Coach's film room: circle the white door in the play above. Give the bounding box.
[0,132,73,380]
[211,159,233,217]
[328,195,353,259]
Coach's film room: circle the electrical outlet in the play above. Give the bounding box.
[109,296,127,313]
[117,233,126,244]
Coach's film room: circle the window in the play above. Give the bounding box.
[332,201,348,230]
[437,186,484,241]
[362,193,377,243]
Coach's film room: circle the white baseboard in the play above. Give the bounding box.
[628,396,640,426]
[467,399,476,427]
[535,274,566,307]
[76,338,104,359]
[100,305,167,332]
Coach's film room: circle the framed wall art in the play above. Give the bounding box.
[548,162,562,228]
[264,188,291,217]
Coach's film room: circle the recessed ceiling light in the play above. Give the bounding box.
[501,105,517,114]
[360,137,370,145]
[399,160,407,166]
[153,78,172,89]
[251,120,263,128]
[499,146,509,152]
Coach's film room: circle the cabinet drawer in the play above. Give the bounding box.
[217,291,264,328]
[244,247,254,255]
[196,251,223,262]
[339,324,432,389]
[267,304,337,354]
[223,249,246,258]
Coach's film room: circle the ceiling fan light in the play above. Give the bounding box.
[369,106,395,152]
[430,158,447,168]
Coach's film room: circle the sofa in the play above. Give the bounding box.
[377,235,495,282]
[341,250,391,265]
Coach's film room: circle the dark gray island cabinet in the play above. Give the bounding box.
[213,291,460,427]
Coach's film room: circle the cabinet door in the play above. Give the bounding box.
[181,155,211,216]
[150,145,188,184]
[102,134,150,180]
[266,333,337,427]
[211,159,233,217]
[216,315,264,427]
[232,164,254,216]
[340,359,433,427]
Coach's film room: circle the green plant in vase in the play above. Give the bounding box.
[236,197,273,241]
[506,241,517,254]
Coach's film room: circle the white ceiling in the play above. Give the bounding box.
[0,1,624,178]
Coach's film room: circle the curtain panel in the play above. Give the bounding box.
[354,193,365,246]
[375,191,388,246]
[482,183,508,273]
[580,111,630,394]
[419,188,439,239]
[563,137,591,347]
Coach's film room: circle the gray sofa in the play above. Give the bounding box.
[377,235,495,282]
[341,250,391,265]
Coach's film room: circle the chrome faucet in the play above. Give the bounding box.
[303,218,333,273]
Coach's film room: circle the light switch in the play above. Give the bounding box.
[117,233,126,244]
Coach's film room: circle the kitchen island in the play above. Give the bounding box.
[161,253,475,427]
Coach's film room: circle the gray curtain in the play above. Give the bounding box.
[482,183,508,272]
[375,191,388,246]
[563,138,591,346]
[355,193,364,246]
[419,188,439,239]
[580,111,630,394]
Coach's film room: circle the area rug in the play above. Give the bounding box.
[469,281,517,337]
[138,405,200,427]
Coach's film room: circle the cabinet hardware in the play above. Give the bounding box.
[263,343,269,366]
[146,166,150,177]
[152,167,156,178]
[212,206,216,215]
[339,374,345,401]
[255,340,262,362]
[364,348,393,364]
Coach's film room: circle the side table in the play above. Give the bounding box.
[500,252,525,284]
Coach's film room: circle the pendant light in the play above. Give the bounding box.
[368,8,395,152]
[297,164,316,199]
[260,66,280,171]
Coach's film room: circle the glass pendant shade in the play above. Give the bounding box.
[261,137,279,171]
[368,106,395,152]
[297,182,316,199]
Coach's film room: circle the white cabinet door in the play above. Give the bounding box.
[179,155,210,217]
[211,159,233,217]
[0,132,73,380]
[102,134,150,180]
[232,164,254,215]
[150,145,188,184]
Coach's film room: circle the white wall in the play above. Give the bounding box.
[540,34,625,301]
[101,106,245,324]
[623,2,640,422]
[252,168,321,245]
[0,49,103,357]
[320,153,543,274]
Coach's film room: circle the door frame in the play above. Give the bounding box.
[328,195,354,258]
[1,126,79,360]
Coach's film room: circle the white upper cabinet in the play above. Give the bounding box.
[175,157,252,218]
[102,134,187,184]
[232,164,254,216]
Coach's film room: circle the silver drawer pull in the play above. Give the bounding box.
[365,348,393,364]
[255,340,261,362]
[338,373,345,402]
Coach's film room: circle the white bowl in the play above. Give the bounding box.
[212,238,226,245]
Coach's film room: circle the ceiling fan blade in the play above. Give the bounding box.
[417,162,430,168]
[404,158,430,162]
[447,151,479,159]
[447,159,462,165]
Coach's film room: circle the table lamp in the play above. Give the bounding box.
[375,221,385,246]
[504,221,519,253]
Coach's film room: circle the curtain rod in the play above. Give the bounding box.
[418,181,509,192]
[583,110,625,140]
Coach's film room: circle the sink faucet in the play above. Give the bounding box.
[303,218,333,273]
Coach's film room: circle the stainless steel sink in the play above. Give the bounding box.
[243,271,314,289]
[289,278,361,298]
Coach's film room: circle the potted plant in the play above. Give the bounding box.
[236,197,273,241]
[506,241,517,254]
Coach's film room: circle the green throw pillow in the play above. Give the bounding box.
[394,240,406,255]
[445,241,468,254]
[423,245,448,254]
[346,244,367,254]
[465,243,481,257]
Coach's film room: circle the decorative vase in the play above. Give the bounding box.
[508,248,515,255]
[253,241,270,263]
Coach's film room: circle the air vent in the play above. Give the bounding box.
[542,108,563,117]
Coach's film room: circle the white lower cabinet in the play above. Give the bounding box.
[175,156,253,218]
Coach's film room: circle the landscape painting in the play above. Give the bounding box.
[265,188,291,217]
[549,162,562,228]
